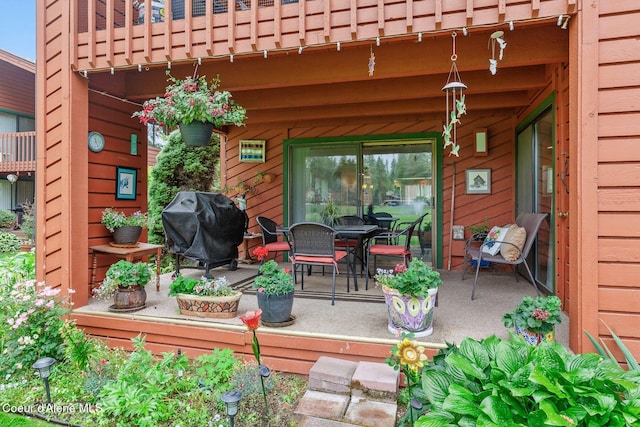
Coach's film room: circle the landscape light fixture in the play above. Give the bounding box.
[221,389,242,427]
[32,357,56,403]
[259,365,271,378]
[6,174,18,184]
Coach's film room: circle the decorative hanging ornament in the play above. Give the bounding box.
[368,45,376,76]
[442,32,467,157]
[489,30,507,75]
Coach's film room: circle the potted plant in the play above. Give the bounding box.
[252,259,295,324]
[502,295,563,344]
[375,258,442,337]
[92,259,152,312]
[132,72,247,146]
[101,208,148,246]
[168,275,242,318]
[318,198,340,226]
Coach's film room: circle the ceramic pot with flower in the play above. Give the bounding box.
[132,73,247,146]
[92,259,152,312]
[169,275,242,318]
[502,295,563,344]
[252,258,295,324]
[375,259,442,337]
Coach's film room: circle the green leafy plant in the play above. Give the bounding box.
[468,216,490,235]
[253,259,294,296]
[585,321,639,371]
[92,260,152,299]
[101,207,148,232]
[0,209,16,228]
[195,347,240,388]
[147,129,220,247]
[19,202,35,242]
[132,72,247,128]
[168,274,237,297]
[375,258,442,298]
[416,335,640,426]
[0,231,21,252]
[502,295,563,335]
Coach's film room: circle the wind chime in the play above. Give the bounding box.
[442,32,467,157]
[489,30,507,75]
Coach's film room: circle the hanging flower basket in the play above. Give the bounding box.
[178,121,214,146]
[132,73,247,146]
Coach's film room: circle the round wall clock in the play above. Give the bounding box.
[88,131,105,152]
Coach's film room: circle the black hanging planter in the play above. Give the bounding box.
[178,121,214,146]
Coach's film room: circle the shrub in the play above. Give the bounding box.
[0,231,21,252]
[147,129,220,245]
[0,280,73,378]
[0,209,15,228]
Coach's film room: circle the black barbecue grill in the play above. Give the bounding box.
[162,192,245,277]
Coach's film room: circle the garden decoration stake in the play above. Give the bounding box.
[239,309,270,418]
[442,32,467,157]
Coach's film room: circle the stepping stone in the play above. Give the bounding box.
[309,356,358,394]
[299,416,361,426]
[343,396,398,427]
[295,390,350,421]
[350,361,399,402]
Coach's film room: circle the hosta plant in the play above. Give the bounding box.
[415,334,640,426]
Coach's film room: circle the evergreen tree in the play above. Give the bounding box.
[147,130,220,244]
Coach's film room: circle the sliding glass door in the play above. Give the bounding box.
[287,137,436,264]
[516,106,554,293]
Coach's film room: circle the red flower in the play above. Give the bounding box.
[394,264,407,274]
[240,309,262,330]
[252,246,269,261]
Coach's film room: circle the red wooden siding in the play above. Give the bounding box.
[0,50,35,116]
[591,1,640,358]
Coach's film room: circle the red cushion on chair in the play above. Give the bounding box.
[291,251,347,265]
[335,239,358,248]
[265,241,290,252]
[369,244,409,256]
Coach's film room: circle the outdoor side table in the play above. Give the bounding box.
[240,232,262,264]
[90,243,163,292]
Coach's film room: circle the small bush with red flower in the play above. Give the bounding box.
[502,295,562,335]
[252,256,294,296]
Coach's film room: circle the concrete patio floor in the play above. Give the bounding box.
[77,260,569,349]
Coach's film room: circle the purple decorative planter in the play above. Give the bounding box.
[382,286,437,337]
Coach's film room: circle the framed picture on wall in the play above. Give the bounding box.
[465,169,491,194]
[116,167,137,200]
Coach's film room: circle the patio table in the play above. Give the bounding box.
[334,224,379,290]
[279,224,378,291]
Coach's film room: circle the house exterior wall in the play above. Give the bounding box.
[37,0,640,365]
[0,50,35,117]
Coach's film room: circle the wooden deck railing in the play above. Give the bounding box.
[0,132,37,173]
[72,0,573,72]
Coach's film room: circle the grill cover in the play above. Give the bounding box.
[162,192,245,261]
